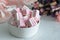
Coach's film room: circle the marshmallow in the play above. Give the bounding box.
[23,16,29,22]
[23,10,31,21]
[19,19,26,28]
[22,5,31,16]
[11,6,40,28]
[12,9,19,20]
[26,9,31,15]
[16,13,20,20]
[35,10,40,22]
[15,8,23,20]
[23,8,32,22]
[29,11,33,18]
[22,9,26,16]
[0,10,5,18]
[29,17,37,27]
[15,8,26,28]
[32,10,36,17]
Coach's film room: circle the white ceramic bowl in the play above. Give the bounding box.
[8,22,40,38]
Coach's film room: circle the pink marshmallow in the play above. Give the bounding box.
[23,16,29,22]
[15,8,23,19]
[26,9,31,15]
[15,8,26,28]
[22,9,26,16]
[19,19,26,28]
[29,17,37,27]
[23,9,32,22]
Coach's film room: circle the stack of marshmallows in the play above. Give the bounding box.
[10,6,40,28]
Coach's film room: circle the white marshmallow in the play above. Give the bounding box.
[35,10,40,21]
[0,10,5,18]
[16,13,20,20]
